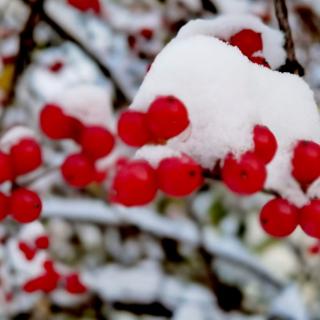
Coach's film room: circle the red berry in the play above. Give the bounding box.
[65,273,87,294]
[0,192,8,221]
[67,0,100,14]
[61,153,95,188]
[35,235,50,250]
[140,28,154,40]
[229,29,263,57]
[0,152,13,183]
[157,156,203,197]
[292,140,320,185]
[118,110,151,147]
[23,277,43,293]
[18,241,36,260]
[80,126,115,159]
[308,242,320,255]
[10,138,42,176]
[260,198,298,237]
[10,188,42,223]
[146,96,189,141]
[112,160,157,206]
[222,152,266,195]
[299,200,320,238]
[40,104,78,140]
[249,56,270,68]
[48,61,64,73]
[253,125,277,164]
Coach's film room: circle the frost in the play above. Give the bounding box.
[130,18,320,206]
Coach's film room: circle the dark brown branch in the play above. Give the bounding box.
[20,0,127,103]
[6,0,44,105]
[273,0,304,76]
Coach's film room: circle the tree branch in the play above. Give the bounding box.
[273,0,304,76]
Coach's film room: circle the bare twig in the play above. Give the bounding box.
[273,0,305,76]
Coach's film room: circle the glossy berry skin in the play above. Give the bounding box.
[10,188,42,223]
[65,273,87,294]
[260,198,298,237]
[229,29,263,57]
[157,156,203,197]
[112,160,157,206]
[253,125,277,164]
[35,235,50,250]
[61,153,95,188]
[10,138,42,176]
[146,96,189,141]
[291,140,320,185]
[40,104,78,140]
[0,192,8,221]
[118,110,151,147]
[67,0,101,15]
[80,126,115,159]
[299,200,320,238]
[222,152,266,195]
[0,152,13,183]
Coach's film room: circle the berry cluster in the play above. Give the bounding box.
[0,137,43,224]
[67,0,101,15]
[260,140,320,238]
[118,95,190,147]
[40,103,114,188]
[19,235,50,261]
[227,29,270,68]
[23,260,87,295]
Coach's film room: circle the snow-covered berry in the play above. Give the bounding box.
[146,96,189,141]
[253,125,277,164]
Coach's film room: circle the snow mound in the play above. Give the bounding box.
[130,18,320,206]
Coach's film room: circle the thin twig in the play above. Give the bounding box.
[273,0,304,76]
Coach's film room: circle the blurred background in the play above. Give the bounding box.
[0,0,320,319]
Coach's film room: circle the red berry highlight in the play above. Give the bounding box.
[146,96,189,140]
[253,125,277,164]
[299,200,320,238]
[157,156,203,197]
[222,151,266,195]
[229,29,263,57]
[80,126,115,159]
[112,160,157,206]
[118,110,151,147]
[10,138,42,176]
[291,140,320,185]
[260,198,298,237]
[10,188,42,223]
[0,152,13,183]
[61,153,95,188]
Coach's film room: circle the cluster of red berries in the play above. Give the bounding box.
[111,155,203,206]
[227,29,270,68]
[40,104,114,188]
[23,260,87,295]
[67,0,101,15]
[118,95,190,147]
[19,235,50,261]
[0,137,43,223]
[260,140,320,238]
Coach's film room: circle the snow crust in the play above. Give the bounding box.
[130,18,320,206]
